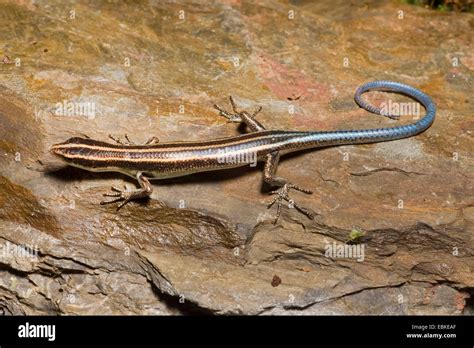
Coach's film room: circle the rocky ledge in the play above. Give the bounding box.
[0,0,472,314]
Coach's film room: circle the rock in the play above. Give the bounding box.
[0,0,472,315]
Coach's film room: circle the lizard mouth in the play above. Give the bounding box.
[49,144,65,157]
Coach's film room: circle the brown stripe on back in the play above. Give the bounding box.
[61,131,306,151]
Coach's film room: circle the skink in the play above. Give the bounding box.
[50,81,436,222]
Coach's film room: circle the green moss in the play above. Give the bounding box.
[346,229,366,244]
[437,4,450,11]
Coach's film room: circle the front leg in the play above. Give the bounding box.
[214,96,266,132]
[263,152,314,223]
[100,172,153,210]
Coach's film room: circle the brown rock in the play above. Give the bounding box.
[0,0,472,315]
[271,275,282,287]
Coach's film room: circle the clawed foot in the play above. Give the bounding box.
[100,185,134,210]
[214,96,262,123]
[109,134,134,146]
[109,134,160,146]
[267,183,314,224]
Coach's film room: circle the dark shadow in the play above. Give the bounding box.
[150,283,215,315]
[46,165,138,185]
[463,288,474,315]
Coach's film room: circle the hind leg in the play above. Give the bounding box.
[263,152,314,223]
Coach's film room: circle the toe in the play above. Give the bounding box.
[103,192,121,197]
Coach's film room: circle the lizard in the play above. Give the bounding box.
[50,80,436,223]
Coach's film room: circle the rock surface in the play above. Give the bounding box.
[0,0,472,315]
